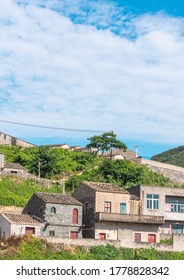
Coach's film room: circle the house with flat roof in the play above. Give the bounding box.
[128,185,184,234]
[72,181,164,246]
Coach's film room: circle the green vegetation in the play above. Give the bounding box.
[86,131,127,158]
[0,145,101,178]
[0,236,184,260]
[152,145,184,167]
[1,144,182,207]
[160,237,173,245]
[0,177,62,206]
[66,159,173,191]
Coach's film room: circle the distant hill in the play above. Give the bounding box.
[151,145,184,167]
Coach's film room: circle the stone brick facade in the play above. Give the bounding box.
[0,131,35,147]
[23,192,83,238]
[132,157,184,183]
[72,181,162,242]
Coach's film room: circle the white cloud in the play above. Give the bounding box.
[0,0,184,147]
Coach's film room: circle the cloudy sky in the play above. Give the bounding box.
[0,0,184,157]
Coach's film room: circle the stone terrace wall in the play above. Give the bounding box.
[43,234,184,252]
[43,237,121,248]
[133,158,184,183]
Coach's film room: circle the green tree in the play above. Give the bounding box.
[29,146,58,178]
[86,131,127,159]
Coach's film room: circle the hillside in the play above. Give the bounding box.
[0,144,176,207]
[151,145,184,167]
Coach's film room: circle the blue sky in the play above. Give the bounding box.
[0,0,184,157]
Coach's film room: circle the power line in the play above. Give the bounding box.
[0,119,106,133]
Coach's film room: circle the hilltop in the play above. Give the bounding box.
[151,145,184,167]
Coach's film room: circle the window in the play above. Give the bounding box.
[83,203,88,215]
[104,201,111,213]
[120,203,126,214]
[166,196,184,212]
[172,224,183,234]
[49,231,55,237]
[51,207,56,214]
[134,233,141,242]
[72,209,78,224]
[25,227,35,235]
[146,194,159,209]
[171,203,184,213]
[10,171,18,174]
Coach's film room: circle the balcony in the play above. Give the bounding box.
[95,212,164,224]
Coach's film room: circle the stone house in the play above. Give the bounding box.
[0,131,35,147]
[23,192,83,238]
[0,212,43,238]
[2,162,28,175]
[102,149,137,160]
[128,184,184,234]
[72,181,164,246]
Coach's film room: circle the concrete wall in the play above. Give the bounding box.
[42,234,184,252]
[133,158,184,183]
[0,153,5,169]
[173,234,184,251]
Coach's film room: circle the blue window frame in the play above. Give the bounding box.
[146,194,159,210]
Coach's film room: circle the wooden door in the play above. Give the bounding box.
[99,233,106,239]
[70,231,78,238]
[148,234,156,243]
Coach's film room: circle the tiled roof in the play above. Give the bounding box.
[82,181,129,194]
[35,192,82,206]
[2,213,43,225]
[4,162,26,170]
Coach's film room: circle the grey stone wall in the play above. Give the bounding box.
[133,158,184,183]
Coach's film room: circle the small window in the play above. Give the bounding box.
[51,207,56,214]
[104,201,111,213]
[134,233,141,242]
[10,171,18,174]
[25,227,35,235]
[49,231,55,237]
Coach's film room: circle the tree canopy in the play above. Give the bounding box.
[86,131,127,159]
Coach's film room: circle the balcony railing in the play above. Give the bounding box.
[95,212,164,224]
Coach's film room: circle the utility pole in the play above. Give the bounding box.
[62,172,66,194]
[38,158,41,179]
